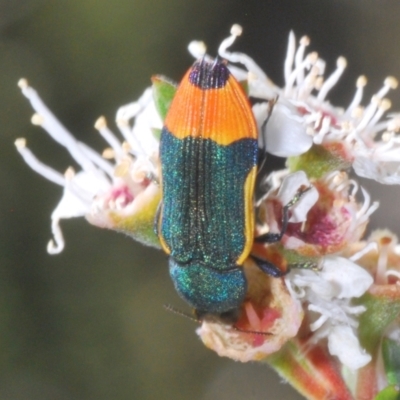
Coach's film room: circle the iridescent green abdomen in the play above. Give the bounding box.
[159,129,257,269]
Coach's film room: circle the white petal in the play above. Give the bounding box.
[51,171,109,221]
[46,171,111,254]
[328,325,371,370]
[47,217,65,254]
[264,101,312,157]
[248,80,278,100]
[116,88,161,157]
[309,279,339,300]
[226,65,249,82]
[52,179,89,219]
[277,171,309,204]
[131,100,161,156]
[276,171,319,222]
[354,156,400,184]
[290,186,319,223]
[320,257,373,299]
[252,102,269,137]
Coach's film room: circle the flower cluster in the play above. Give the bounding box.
[15,24,400,399]
[16,81,161,252]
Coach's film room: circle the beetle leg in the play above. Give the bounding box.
[148,171,160,185]
[255,97,279,202]
[255,185,311,244]
[153,202,162,236]
[251,254,287,277]
[255,149,270,203]
[258,96,278,162]
[252,255,319,278]
[254,203,289,243]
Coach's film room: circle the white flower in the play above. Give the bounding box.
[285,256,373,369]
[265,170,319,223]
[328,325,371,371]
[199,25,400,184]
[350,229,400,285]
[197,265,304,363]
[16,79,161,253]
[254,101,313,157]
[259,170,378,257]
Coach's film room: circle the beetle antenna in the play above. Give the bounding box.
[199,56,206,68]
[258,95,279,172]
[163,304,200,323]
[164,304,274,336]
[212,54,221,67]
[232,325,273,336]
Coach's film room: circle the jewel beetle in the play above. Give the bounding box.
[156,58,296,322]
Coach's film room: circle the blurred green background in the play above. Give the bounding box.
[2,1,400,399]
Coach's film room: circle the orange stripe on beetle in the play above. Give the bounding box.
[164,59,257,146]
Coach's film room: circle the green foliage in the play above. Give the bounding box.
[382,338,400,386]
[287,144,351,179]
[152,76,177,121]
[357,292,400,354]
[374,385,400,400]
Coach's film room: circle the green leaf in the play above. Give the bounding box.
[239,79,249,95]
[287,143,351,179]
[151,128,162,141]
[151,75,177,121]
[267,340,353,400]
[382,338,400,386]
[374,385,400,400]
[109,186,162,249]
[357,290,400,354]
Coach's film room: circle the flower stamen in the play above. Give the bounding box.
[317,56,347,102]
[345,75,367,116]
[294,36,310,86]
[218,24,268,83]
[187,40,207,59]
[95,116,124,160]
[14,138,65,185]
